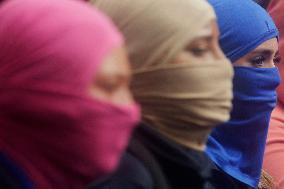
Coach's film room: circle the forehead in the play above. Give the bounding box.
[255,38,278,51]
[96,47,131,77]
[195,20,213,38]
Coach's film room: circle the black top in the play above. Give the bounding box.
[0,153,34,189]
[87,124,246,189]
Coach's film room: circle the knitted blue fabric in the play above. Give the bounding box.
[209,0,278,63]
[206,0,280,188]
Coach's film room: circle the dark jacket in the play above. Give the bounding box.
[87,124,245,189]
[0,153,34,189]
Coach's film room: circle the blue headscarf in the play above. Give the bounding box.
[206,0,280,188]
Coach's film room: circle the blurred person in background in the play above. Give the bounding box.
[253,0,271,9]
[206,0,280,188]
[263,0,284,188]
[0,0,140,188]
[88,0,236,188]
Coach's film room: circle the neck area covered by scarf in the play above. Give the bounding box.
[133,60,233,150]
[206,67,280,187]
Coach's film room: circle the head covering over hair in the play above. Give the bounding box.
[263,1,284,188]
[93,0,233,148]
[0,0,140,188]
[206,0,280,188]
[93,0,216,71]
[211,0,278,62]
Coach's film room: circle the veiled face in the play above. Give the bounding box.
[89,46,135,106]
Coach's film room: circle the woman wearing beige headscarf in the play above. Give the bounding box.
[88,0,237,188]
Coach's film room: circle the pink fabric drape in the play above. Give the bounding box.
[0,0,139,188]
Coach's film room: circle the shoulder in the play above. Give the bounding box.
[117,152,153,186]
[209,166,252,189]
[87,153,153,189]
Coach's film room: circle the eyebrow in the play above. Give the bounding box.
[191,36,213,43]
[195,32,212,39]
[250,49,278,56]
[115,69,132,82]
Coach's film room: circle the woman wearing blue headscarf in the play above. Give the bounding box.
[206,0,280,188]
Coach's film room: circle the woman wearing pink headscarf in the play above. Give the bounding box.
[0,0,140,188]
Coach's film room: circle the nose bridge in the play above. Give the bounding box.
[213,40,227,60]
[115,86,135,106]
[269,59,276,68]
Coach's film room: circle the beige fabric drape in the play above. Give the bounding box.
[92,0,233,147]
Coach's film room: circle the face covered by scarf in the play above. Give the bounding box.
[0,0,140,188]
[93,0,233,148]
[206,0,280,187]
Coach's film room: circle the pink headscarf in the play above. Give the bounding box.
[0,0,140,188]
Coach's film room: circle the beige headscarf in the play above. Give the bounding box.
[92,0,233,149]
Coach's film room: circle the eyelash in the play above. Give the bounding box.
[250,56,266,67]
[249,54,281,68]
[96,78,120,94]
[190,47,210,57]
[273,54,281,64]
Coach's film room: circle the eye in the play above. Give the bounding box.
[190,47,210,57]
[94,74,121,95]
[273,54,281,64]
[186,37,212,58]
[101,80,121,94]
[250,55,266,68]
